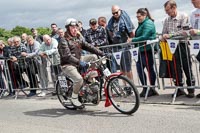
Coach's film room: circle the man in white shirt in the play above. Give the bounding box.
[190,0,200,98]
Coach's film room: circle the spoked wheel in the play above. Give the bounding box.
[56,78,76,110]
[107,75,140,114]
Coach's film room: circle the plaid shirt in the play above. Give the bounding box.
[85,26,107,46]
[10,43,27,68]
[162,12,189,36]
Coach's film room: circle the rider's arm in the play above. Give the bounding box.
[81,38,104,56]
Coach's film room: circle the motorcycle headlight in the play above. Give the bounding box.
[101,58,107,64]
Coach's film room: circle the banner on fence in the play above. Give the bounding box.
[113,51,122,65]
[166,39,179,54]
[189,40,200,56]
[129,47,139,62]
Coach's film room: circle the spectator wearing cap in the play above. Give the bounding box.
[31,28,43,44]
[85,18,107,47]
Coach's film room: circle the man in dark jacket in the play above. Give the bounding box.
[58,18,104,107]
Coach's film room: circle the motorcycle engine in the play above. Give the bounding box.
[79,81,100,104]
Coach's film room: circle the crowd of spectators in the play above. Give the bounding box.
[1,0,200,99]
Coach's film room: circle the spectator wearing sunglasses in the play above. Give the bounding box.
[107,5,135,81]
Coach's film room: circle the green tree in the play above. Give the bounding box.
[0,26,52,43]
[36,27,51,35]
[0,28,13,42]
[11,26,31,36]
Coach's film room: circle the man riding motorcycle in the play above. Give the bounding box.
[58,18,104,107]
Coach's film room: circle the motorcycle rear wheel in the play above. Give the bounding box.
[56,78,77,110]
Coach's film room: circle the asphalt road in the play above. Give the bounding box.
[1,96,200,133]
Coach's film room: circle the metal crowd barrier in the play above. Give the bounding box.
[0,57,11,98]
[159,35,200,103]
[99,37,200,103]
[0,55,58,99]
[99,40,160,101]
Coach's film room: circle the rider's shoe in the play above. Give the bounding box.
[71,93,83,108]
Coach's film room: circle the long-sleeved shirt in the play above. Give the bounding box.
[39,38,60,65]
[10,44,27,68]
[162,11,189,36]
[85,26,107,46]
[26,41,40,57]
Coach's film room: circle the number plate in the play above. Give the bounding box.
[103,68,111,76]
[58,76,68,88]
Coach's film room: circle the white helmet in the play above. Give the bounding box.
[65,18,78,27]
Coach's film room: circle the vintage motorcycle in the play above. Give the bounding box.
[56,56,140,114]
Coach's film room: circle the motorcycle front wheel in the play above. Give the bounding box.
[107,75,140,114]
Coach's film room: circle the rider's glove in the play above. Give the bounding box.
[79,61,87,68]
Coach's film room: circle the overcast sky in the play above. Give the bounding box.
[0,0,194,33]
